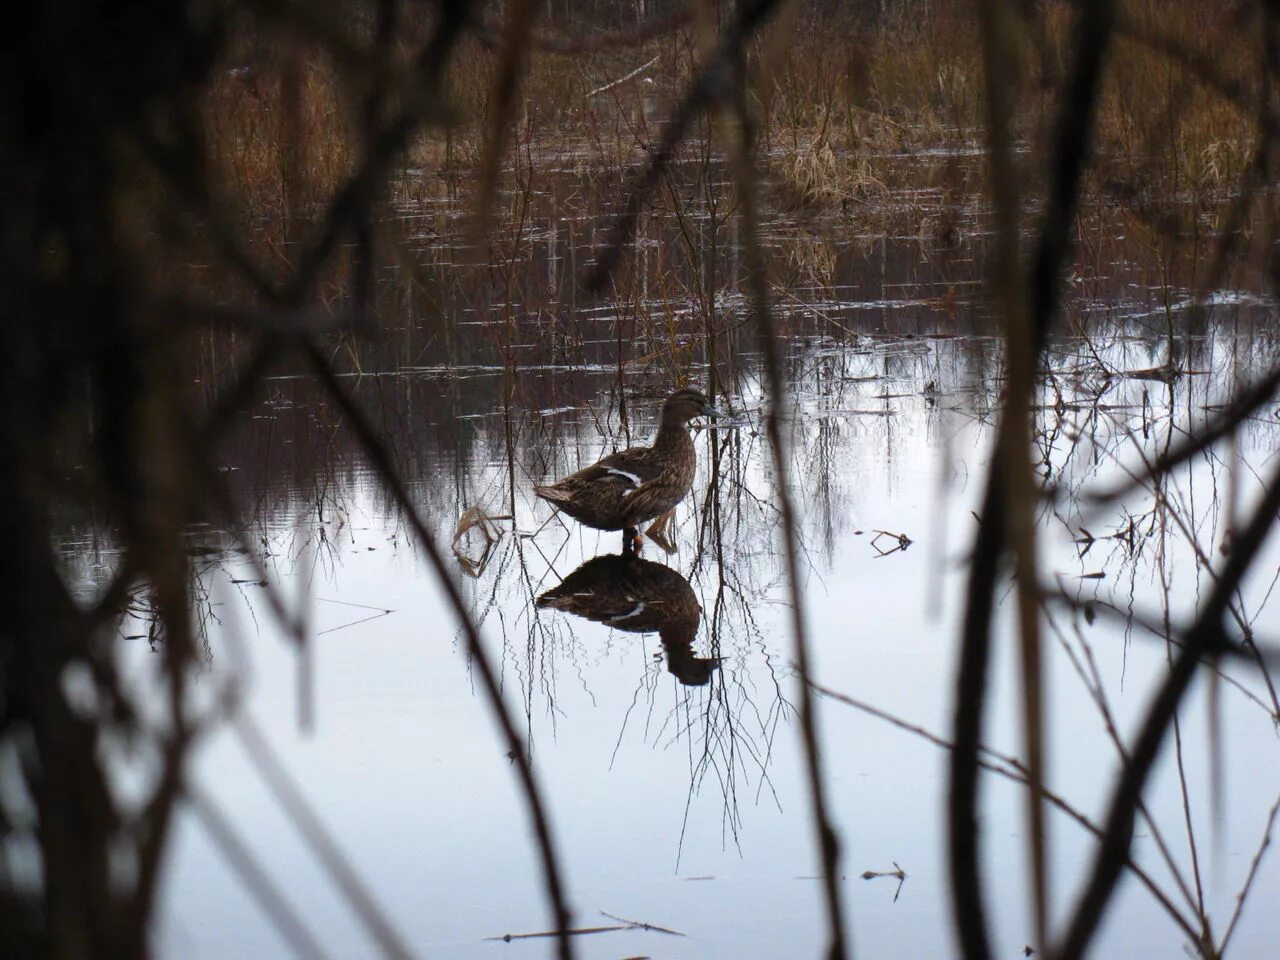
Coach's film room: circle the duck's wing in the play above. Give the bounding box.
[560,447,664,495]
[593,448,665,492]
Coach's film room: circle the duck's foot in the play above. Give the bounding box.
[622,527,643,556]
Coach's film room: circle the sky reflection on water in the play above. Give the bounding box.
[125,312,1280,959]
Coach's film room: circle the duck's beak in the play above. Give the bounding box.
[700,402,724,418]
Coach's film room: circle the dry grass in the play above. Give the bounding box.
[195,1,1259,233]
[1094,2,1256,189]
[202,43,356,218]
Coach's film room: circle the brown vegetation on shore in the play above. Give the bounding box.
[198,1,1259,223]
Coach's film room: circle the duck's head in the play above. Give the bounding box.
[663,388,723,423]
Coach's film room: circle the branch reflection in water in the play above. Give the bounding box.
[39,127,1280,954]
[68,312,1280,960]
[482,399,793,857]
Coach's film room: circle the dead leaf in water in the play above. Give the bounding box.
[452,505,509,577]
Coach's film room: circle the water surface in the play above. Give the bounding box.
[82,150,1280,959]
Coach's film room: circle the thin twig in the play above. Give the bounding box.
[950,4,1114,958]
[1218,792,1280,954]
[233,715,420,960]
[582,0,786,295]
[187,787,334,960]
[1055,459,1280,960]
[810,682,1206,952]
[302,341,576,960]
[725,32,850,960]
[585,55,660,99]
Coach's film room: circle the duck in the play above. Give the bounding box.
[534,388,721,553]
[535,553,720,686]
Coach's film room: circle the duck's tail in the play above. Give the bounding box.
[533,484,570,505]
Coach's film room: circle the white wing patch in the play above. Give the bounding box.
[604,466,643,496]
[608,602,647,623]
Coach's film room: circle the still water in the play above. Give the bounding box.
[87,149,1280,958]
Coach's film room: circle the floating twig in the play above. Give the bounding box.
[485,925,629,942]
[599,911,685,937]
[860,862,906,881]
[870,530,913,557]
[861,861,908,902]
[486,910,684,943]
[314,597,395,636]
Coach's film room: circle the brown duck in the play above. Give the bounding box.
[534,388,721,552]
[535,554,720,686]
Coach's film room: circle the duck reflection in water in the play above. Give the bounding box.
[536,554,720,686]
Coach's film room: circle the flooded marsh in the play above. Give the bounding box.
[9,4,1280,960]
[121,175,1280,958]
